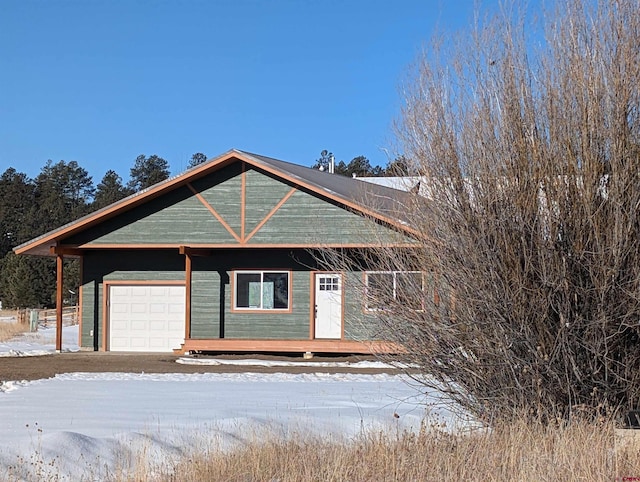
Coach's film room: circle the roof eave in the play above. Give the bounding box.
[13,150,245,256]
[14,149,417,257]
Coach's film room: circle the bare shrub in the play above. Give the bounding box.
[326,0,640,423]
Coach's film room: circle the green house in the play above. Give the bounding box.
[15,150,416,354]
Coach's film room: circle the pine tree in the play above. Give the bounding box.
[127,154,170,192]
[93,170,131,210]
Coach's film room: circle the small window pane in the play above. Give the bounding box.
[320,278,327,290]
[264,272,289,309]
[367,273,393,310]
[236,273,261,308]
[396,272,423,310]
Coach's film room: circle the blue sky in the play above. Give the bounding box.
[1,0,499,182]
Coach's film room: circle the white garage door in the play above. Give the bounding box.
[109,285,186,352]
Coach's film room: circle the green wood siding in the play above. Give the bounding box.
[342,271,384,341]
[247,189,408,245]
[188,254,313,340]
[80,249,327,348]
[190,257,222,339]
[66,164,245,246]
[80,279,99,348]
[244,168,295,236]
[191,163,243,237]
[223,271,310,339]
[67,186,237,245]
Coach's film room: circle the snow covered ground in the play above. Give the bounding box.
[0,323,80,357]
[0,321,467,481]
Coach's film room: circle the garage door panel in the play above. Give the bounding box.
[149,320,167,331]
[111,286,129,296]
[131,303,149,314]
[149,338,168,349]
[111,320,129,330]
[111,303,129,314]
[110,337,130,349]
[130,338,147,349]
[168,286,184,297]
[130,320,147,330]
[167,320,183,330]
[109,284,185,352]
[149,303,166,313]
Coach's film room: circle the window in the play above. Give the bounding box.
[234,271,290,310]
[365,271,423,311]
[319,276,340,291]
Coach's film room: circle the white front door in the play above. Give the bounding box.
[109,285,185,352]
[314,273,342,339]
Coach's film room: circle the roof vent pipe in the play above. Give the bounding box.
[329,154,335,174]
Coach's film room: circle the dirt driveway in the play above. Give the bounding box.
[0,352,399,382]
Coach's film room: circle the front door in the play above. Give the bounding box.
[314,273,342,339]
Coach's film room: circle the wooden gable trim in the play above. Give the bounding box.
[243,186,297,243]
[238,154,421,238]
[14,151,242,255]
[15,149,418,257]
[186,182,242,243]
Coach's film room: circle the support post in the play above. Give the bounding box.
[184,249,192,341]
[56,254,64,352]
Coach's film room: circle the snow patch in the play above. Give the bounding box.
[176,357,414,369]
[0,380,30,393]
[0,324,79,357]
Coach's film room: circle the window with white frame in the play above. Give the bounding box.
[365,271,423,311]
[234,271,290,310]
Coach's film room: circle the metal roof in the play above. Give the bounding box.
[237,150,413,219]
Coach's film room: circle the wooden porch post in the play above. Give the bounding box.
[56,254,63,352]
[184,249,192,341]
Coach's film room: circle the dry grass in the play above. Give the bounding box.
[2,418,640,481]
[0,311,28,342]
[134,419,640,482]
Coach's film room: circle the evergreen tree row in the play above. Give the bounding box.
[0,153,208,309]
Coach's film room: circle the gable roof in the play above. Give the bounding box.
[14,149,415,256]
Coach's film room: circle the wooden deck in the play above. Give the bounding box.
[175,338,402,355]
